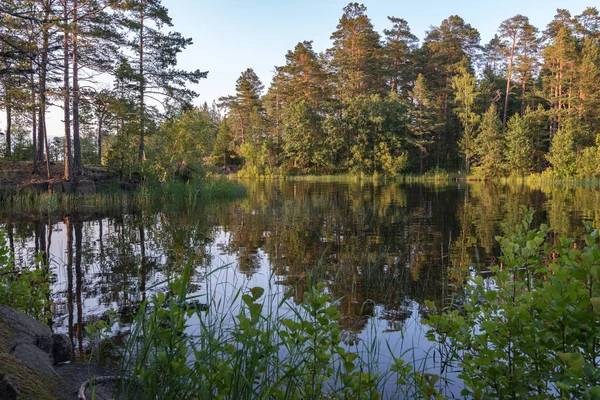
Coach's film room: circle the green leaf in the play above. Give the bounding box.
[484,290,497,302]
[581,251,595,267]
[591,298,600,315]
[250,286,265,300]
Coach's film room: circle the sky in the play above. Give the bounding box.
[162,0,596,107]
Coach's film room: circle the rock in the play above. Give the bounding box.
[0,373,20,400]
[51,334,72,364]
[11,343,56,378]
[0,305,53,352]
[62,181,72,193]
[19,181,49,192]
[119,182,135,192]
[0,306,63,399]
[51,180,73,193]
[55,363,116,400]
[75,181,95,195]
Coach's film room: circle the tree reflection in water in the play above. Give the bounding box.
[1,181,599,361]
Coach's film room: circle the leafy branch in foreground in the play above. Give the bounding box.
[0,229,51,322]
[424,207,600,399]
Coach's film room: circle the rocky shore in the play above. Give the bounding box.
[0,161,138,196]
[0,305,113,400]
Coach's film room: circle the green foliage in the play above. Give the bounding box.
[453,67,480,171]
[113,266,430,399]
[547,119,578,177]
[504,113,534,175]
[471,104,504,179]
[104,124,141,178]
[425,207,600,398]
[148,108,214,181]
[282,101,331,173]
[342,95,410,175]
[375,142,408,177]
[578,136,600,179]
[109,239,481,398]
[0,230,51,322]
[210,119,240,167]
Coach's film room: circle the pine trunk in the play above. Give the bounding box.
[63,0,73,180]
[138,1,146,161]
[5,102,11,157]
[73,0,82,177]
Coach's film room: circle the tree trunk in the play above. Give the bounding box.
[40,108,51,179]
[31,72,39,174]
[503,36,516,132]
[72,0,82,177]
[39,3,51,179]
[63,0,73,180]
[521,79,527,115]
[97,113,103,164]
[138,0,146,161]
[5,102,11,157]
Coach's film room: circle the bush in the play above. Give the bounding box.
[0,230,51,322]
[424,207,600,398]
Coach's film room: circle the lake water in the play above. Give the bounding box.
[2,180,600,396]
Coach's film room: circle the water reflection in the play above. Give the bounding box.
[2,181,600,366]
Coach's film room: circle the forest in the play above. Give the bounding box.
[1,2,600,180]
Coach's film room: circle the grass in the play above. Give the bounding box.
[108,260,444,400]
[0,177,247,215]
[268,168,454,185]
[500,173,600,188]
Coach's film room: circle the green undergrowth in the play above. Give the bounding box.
[425,207,600,398]
[241,168,454,184]
[0,177,246,215]
[500,173,600,188]
[0,230,51,322]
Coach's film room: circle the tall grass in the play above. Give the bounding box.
[0,177,246,215]
[0,191,131,215]
[109,262,443,400]
[500,172,600,188]
[279,169,454,185]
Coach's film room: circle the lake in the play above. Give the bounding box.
[2,180,600,396]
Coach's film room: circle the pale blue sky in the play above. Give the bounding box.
[163,0,595,106]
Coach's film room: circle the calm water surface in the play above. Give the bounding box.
[2,180,600,396]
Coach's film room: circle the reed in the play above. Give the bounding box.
[0,177,246,215]
[111,263,440,399]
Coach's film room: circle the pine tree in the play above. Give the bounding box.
[576,37,600,132]
[121,0,207,161]
[276,41,328,108]
[452,67,480,171]
[408,74,437,173]
[472,104,504,179]
[420,15,480,168]
[504,113,534,175]
[497,15,540,128]
[542,11,579,134]
[383,16,417,98]
[219,68,264,148]
[219,68,268,172]
[328,3,385,99]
